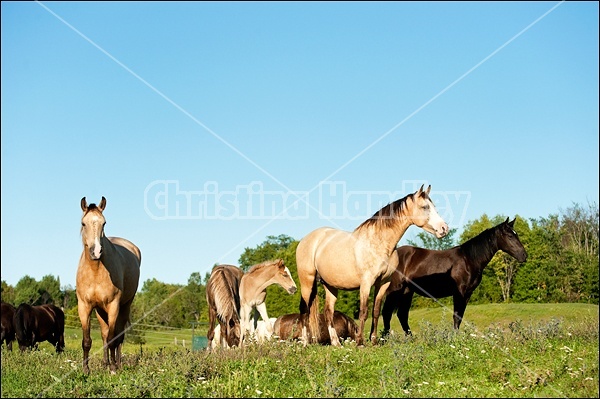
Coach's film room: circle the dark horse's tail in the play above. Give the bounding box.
[299,276,320,344]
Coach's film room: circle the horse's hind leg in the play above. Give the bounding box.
[323,284,340,346]
[398,291,414,336]
[381,290,398,337]
[206,306,217,351]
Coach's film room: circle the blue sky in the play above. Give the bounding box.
[1,1,598,289]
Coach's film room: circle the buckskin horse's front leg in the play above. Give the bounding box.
[369,280,391,344]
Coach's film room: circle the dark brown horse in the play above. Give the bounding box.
[273,311,359,345]
[1,302,16,351]
[382,217,527,336]
[13,303,65,353]
[206,264,245,350]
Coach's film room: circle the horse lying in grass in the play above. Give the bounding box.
[273,311,359,345]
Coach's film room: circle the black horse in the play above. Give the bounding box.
[13,303,65,353]
[1,302,16,350]
[382,217,527,336]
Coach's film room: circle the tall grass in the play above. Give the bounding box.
[2,303,598,398]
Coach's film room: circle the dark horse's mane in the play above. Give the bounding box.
[354,192,419,232]
[460,222,502,266]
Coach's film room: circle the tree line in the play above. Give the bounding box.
[2,201,597,332]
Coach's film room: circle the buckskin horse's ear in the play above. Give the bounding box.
[81,197,88,212]
[99,197,107,212]
[425,185,432,195]
[277,259,284,268]
[416,184,424,196]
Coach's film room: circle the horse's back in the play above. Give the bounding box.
[108,236,142,264]
[391,245,459,298]
[297,227,360,287]
[108,236,141,298]
[207,265,243,320]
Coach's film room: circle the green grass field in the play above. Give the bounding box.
[2,303,598,398]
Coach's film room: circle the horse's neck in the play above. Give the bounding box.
[241,269,271,302]
[463,230,499,271]
[83,236,118,268]
[354,219,411,255]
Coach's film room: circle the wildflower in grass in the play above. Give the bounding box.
[256,389,262,395]
[450,344,456,349]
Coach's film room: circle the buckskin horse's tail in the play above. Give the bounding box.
[300,275,320,344]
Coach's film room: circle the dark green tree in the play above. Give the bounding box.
[407,228,457,250]
[1,280,16,305]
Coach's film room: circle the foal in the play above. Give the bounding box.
[239,259,297,344]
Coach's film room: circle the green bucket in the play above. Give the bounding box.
[192,336,208,351]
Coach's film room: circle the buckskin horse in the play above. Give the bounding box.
[77,197,141,373]
[296,184,448,346]
[382,217,527,336]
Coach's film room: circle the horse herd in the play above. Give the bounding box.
[0,184,528,374]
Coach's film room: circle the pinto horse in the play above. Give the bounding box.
[296,186,448,346]
[1,302,16,351]
[206,264,244,350]
[273,311,359,345]
[382,217,527,336]
[77,197,141,374]
[13,303,65,353]
[297,184,448,346]
[239,259,297,343]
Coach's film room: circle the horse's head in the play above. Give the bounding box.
[275,259,298,295]
[80,196,107,260]
[226,318,241,347]
[407,185,448,238]
[497,217,528,262]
